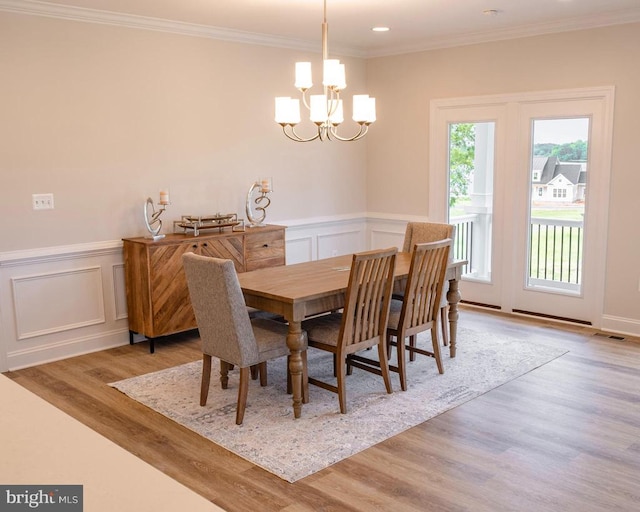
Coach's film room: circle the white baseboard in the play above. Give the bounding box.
[7,328,130,371]
[600,314,640,338]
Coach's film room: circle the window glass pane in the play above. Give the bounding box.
[528,118,589,293]
[448,122,494,283]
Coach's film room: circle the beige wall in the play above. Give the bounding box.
[366,22,640,322]
[0,12,369,252]
[2,11,640,330]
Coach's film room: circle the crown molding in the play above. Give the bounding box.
[366,8,640,57]
[0,0,368,58]
[2,0,638,59]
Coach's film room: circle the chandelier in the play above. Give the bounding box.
[274,0,376,142]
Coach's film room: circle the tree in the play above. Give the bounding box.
[534,140,588,161]
[449,123,475,206]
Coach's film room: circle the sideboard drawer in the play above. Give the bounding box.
[245,228,286,271]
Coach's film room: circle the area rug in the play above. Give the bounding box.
[110,328,567,482]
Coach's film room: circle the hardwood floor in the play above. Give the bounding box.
[5,308,640,511]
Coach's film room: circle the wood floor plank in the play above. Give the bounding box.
[4,307,640,511]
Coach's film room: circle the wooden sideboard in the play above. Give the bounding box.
[122,225,285,352]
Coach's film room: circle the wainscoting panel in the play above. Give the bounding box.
[285,235,314,265]
[283,216,368,262]
[112,263,128,321]
[0,241,130,371]
[317,230,361,259]
[12,266,105,340]
[369,227,405,251]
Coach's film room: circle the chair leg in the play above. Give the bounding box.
[258,361,268,386]
[236,367,250,425]
[431,326,444,374]
[219,360,230,389]
[377,341,393,394]
[441,307,449,347]
[250,365,259,380]
[336,353,347,414]
[409,334,417,361]
[200,354,212,406]
[302,350,309,404]
[396,335,407,392]
[386,333,393,360]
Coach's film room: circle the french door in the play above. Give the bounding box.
[429,88,614,327]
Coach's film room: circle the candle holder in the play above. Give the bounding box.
[144,193,170,240]
[245,177,273,227]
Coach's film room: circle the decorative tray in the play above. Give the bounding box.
[173,213,245,236]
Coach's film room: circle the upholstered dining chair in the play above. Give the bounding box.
[386,239,452,390]
[182,252,294,425]
[396,221,456,349]
[301,247,397,414]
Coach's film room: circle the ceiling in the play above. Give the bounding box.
[5,0,640,57]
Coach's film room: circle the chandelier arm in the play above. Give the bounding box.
[282,124,321,143]
[328,123,369,142]
[300,88,311,111]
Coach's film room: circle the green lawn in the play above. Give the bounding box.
[451,198,583,284]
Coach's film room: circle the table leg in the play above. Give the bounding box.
[447,277,462,358]
[287,321,306,418]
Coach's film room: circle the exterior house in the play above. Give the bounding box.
[531,156,587,203]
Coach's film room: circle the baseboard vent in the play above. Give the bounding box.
[512,309,592,326]
[460,300,501,310]
[593,332,626,341]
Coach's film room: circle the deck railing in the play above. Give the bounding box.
[529,217,583,287]
[450,215,583,288]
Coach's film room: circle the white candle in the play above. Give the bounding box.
[260,179,271,193]
[159,190,170,205]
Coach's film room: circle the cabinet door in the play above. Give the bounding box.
[148,242,198,336]
[198,235,245,272]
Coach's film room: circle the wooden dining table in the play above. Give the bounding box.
[237,252,467,419]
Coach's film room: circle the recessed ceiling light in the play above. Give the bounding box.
[372,26,390,32]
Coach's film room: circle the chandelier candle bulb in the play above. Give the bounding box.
[275,97,301,124]
[353,95,376,123]
[310,95,328,123]
[336,63,346,90]
[323,59,342,87]
[295,62,313,89]
[329,99,344,124]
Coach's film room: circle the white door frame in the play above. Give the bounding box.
[429,87,615,328]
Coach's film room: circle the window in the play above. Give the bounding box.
[552,188,567,198]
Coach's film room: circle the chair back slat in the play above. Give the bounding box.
[340,247,397,349]
[401,239,452,333]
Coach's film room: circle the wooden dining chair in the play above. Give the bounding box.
[396,221,455,348]
[301,247,397,414]
[182,252,294,425]
[388,239,452,390]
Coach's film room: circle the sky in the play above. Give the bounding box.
[533,118,589,144]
